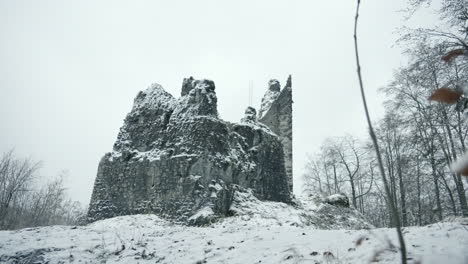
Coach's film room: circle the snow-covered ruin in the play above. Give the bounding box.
[87,77,294,224]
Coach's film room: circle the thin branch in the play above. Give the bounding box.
[354,1,408,263]
[356,163,375,199]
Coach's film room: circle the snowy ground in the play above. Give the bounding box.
[1,214,467,264]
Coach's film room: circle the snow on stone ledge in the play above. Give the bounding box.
[258,89,280,119]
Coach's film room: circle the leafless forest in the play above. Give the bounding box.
[303,0,468,227]
[0,150,86,230]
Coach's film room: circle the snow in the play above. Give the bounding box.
[108,148,168,162]
[188,175,202,181]
[1,214,467,263]
[208,182,223,192]
[325,194,346,202]
[135,149,165,162]
[236,119,278,137]
[224,191,370,230]
[132,83,176,114]
[258,89,280,119]
[170,153,199,160]
[188,207,215,222]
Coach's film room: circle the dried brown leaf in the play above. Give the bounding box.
[442,49,465,63]
[460,166,468,177]
[454,162,468,176]
[428,88,462,104]
[355,236,366,247]
[451,152,468,177]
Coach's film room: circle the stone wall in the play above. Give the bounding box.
[258,76,293,192]
[87,78,291,223]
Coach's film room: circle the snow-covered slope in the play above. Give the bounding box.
[222,190,372,229]
[1,214,467,263]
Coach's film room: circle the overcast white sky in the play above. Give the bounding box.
[0,0,438,205]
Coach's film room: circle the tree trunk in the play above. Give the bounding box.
[395,139,407,226]
[416,157,422,226]
[430,150,443,221]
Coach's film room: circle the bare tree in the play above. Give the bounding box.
[0,150,86,230]
[331,136,363,208]
[0,150,41,228]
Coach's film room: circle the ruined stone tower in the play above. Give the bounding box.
[87,78,291,223]
[258,76,293,192]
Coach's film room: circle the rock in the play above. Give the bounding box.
[267,79,281,92]
[324,194,350,208]
[181,76,195,96]
[188,206,216,226]
[87,78,291,224]
[241,106,257,122]
[258,76,293,192]
[258,80,281,119]
[224,191,372,229]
